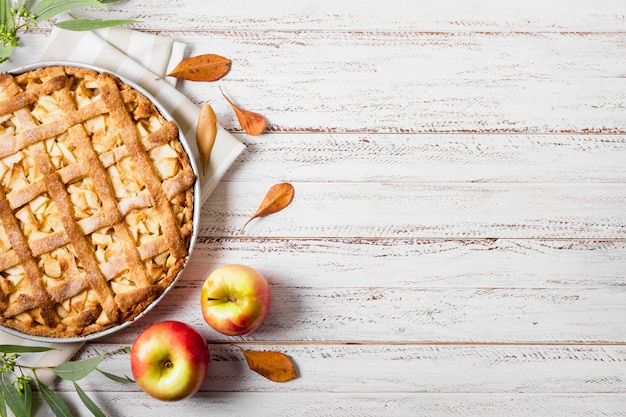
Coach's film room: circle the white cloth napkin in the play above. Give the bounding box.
[0,17,245,385]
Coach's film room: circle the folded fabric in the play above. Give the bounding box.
[0,17,245,385]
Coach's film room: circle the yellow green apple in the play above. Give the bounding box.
[200,264,271,336]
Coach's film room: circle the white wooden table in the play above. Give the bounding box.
[2,0,626,415]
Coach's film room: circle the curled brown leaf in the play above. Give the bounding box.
[241,182,294,233]
[196,103,217,175]
[167,54,232,81]
[220,86,266,136]
[236,346,298,383]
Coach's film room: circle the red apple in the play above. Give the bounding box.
[130,321,209,401]
[200,264,271,336]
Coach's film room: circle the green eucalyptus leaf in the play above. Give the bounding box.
[39,382,73,417]
[98,0,122,3]
[73,382,106,417]
[0,384,7,417]
[52,354,104,381]
[96,368,134,384]
[21,379,32,417]
[34,0,107,20]
[0,45,13,64]
[54,18,137,31]
[0,344,56,353]
[1,0,14,32]
[1,375,28,417]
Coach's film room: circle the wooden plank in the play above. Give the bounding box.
[57,344,626,393]
[36,392,626,417]
[184,238,626,288]
[100,283,625,343]
[225,133,626,183]
[171,30,626,135]
[199,182,626,239]
[96,0,626,31]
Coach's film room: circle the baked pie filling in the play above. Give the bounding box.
[0,65,195,338]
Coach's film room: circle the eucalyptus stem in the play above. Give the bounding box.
[0,345,133,417]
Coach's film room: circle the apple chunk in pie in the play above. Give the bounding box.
[0,65,196,338]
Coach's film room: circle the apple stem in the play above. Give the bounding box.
[207,297,238,302]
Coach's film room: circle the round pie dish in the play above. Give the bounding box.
[0,62,201,343]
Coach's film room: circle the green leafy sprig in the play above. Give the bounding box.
[0,0,138,63]
[0,344,133,417]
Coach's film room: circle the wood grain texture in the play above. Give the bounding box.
[32,392,626,417]
[58,343,626,393]
[81,0,626,32]
[172,31,626,134]
[225,133,626,183]
[199,182,626,239]
[44,344,626,416]
[184,238,626,288]
[98,284,626,344]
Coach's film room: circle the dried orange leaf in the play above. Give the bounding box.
[237,347,298,383]
[220,87,266,136]
[167,54,232,81]
[196,103,217,175]
[241,182,294,232]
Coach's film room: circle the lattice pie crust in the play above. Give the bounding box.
[0,65,195,338]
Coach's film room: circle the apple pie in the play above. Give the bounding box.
[0,65,196,339]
